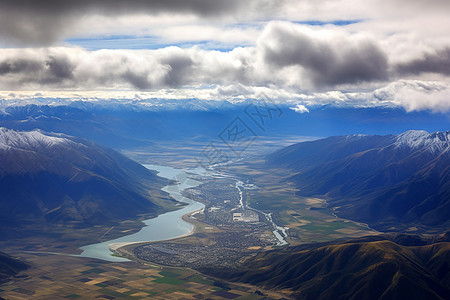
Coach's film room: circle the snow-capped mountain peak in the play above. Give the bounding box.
[0,127,70,150]
[394,130,449,153]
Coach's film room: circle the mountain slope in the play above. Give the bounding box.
[267,130,450,231]
[0,128,172,231]
[0,252,29,284]
[204,239,450,300]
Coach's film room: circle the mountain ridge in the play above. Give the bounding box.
[201,237,450,300]
[2,104,449,150]
[0,128,172,232]
[267,130,450,232]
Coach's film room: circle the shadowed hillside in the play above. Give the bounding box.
[0,252,28,284]
[0,128,174,233]
[203,239,450,300]
[267,130,450,232]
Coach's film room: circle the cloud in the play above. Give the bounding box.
[215,84,255,97]
[290,104,309,113]
[0,0,277,46]
[0,48,155,89]
[0,47,256,90]
[0,50,75,87]
[395,48,450,76]
[0,0,449,50]
[0,36,387,91]
[0,18,448,115]
[0,30,445,93]
[1,79,449,114]
[259,22,388,87]
[379,0,450,13]
[374,80,450,112]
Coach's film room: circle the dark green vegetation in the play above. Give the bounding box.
[267,130,450,232]
[0,251,28,284]
[203,234,450,300]
[0,128,174,235]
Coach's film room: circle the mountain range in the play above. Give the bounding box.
[267,130,450,232]
[0,127,173,233]
[204,234,450,300]
[1,104,449,150]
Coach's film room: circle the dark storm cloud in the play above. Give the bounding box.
[109,52,193,89]
[121,71,152,90]
[0,21,447,92]
[0,59,42,75]
[395,48,450,76]
[0,53,75,86]
[0,48,200,90]
[0,0,262,45]
[260,22,388,87]
[159,54,194,86]
[0,0,248,16]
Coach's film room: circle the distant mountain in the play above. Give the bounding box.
[204,238,450,300]
[267,130,450,232]
[0,105,146,148]
[0,128,172,232]
[1,104,449,150]
[0,104,234,148]
[0,252,28,284]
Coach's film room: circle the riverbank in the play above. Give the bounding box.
[111,207,205,254]
[79,164,207,262]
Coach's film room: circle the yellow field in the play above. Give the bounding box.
[0,250,288,299]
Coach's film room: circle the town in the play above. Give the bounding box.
[126,176,283,269]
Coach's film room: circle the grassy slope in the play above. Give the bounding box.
[0,252,29,284]
[202,240,450,300]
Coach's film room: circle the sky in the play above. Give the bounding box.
[0,0,449,112]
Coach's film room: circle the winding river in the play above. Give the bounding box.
[79,164,205,262]
[79,163,288,262]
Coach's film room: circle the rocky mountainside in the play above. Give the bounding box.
[0,128,172,231]
[203,234,450,300]
[267,130,450,232]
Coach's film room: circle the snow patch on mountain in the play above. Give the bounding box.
[345,134,368,139]
[394,130,450,153]
[0,127,70,150]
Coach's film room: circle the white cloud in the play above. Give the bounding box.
[374,80,450,113]
[290,104,309,113]
[0,79,448,114]
[0,1,449,114]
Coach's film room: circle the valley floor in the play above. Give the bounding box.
[0,250,285,299]
[0,224,289,299]
[2,144,448,299]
